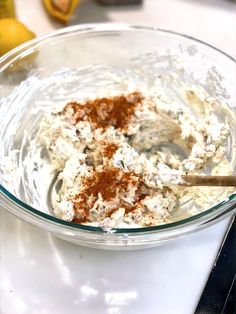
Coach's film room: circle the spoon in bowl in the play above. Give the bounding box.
[169,174,236,187]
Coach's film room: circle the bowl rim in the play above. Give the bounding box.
[0,22,236,234]
[0,22,236,65]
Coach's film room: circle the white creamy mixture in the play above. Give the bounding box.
[36,85,231,228]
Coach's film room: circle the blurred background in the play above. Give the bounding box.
[1,0,236,57]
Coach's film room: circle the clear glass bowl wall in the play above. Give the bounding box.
[0,24,236,250]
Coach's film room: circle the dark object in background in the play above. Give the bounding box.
[95,0,142,5]
[195,216,236,314]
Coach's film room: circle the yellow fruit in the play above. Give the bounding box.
[43,0,80,24]
[0,18,35,56]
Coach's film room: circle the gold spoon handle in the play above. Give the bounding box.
[180,175,236,187]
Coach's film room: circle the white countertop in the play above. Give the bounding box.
[1,1,236,313]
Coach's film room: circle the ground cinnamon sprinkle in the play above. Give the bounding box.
[64,92,143,131]
[72,167,147,224]
[102,143,118,159]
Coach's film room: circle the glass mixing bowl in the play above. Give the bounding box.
[0,24,236,250]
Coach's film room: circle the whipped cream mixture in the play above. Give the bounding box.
[36,86,231,228]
